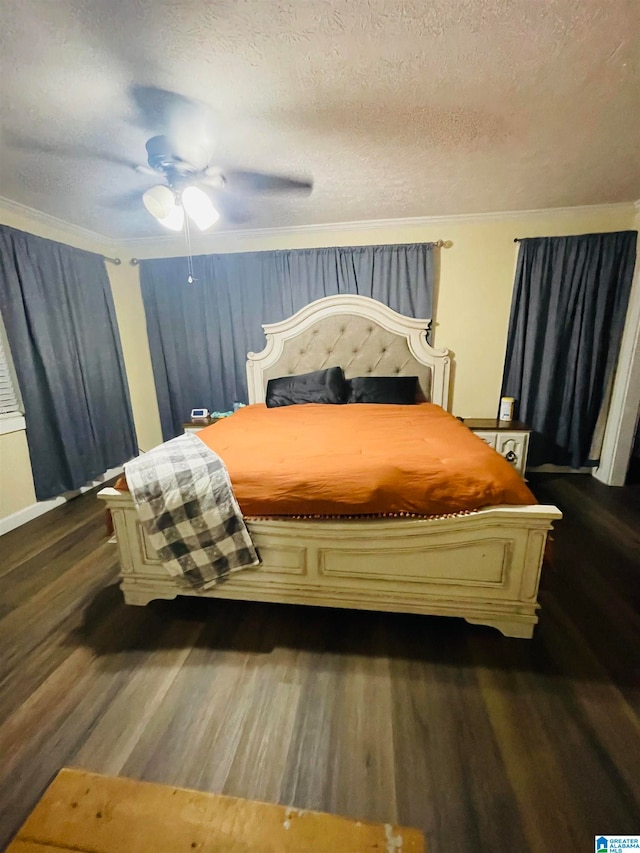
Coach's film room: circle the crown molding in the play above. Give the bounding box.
[0,195,117,252]
[0,195,636,259]
[115,201,639,258]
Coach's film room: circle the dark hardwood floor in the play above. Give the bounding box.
[1,474,639,852]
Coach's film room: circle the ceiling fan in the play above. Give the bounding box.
[8,85,313,231]
[127,86,313,231]
[135,129,313,232]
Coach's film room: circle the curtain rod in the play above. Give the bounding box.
[127,241,451,266]
[103,256,122,265]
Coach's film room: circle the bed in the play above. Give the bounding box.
[98,294,561,638]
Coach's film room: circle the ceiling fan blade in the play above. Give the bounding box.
[222,169,313,194]
[129,85,215,170]
[198,170,225,189]
[135,164,159,178]
[129,85,201,131]
[4,131,140,170]
[100,189,144,209]
[208,190,252,225]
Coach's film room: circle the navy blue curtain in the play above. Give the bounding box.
[501,231,637,468]
[141,243,435,440]
[0,226,138,500]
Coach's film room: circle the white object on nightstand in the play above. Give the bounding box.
[190,407,210,423]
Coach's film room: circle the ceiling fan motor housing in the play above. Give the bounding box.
[145,135,197,179]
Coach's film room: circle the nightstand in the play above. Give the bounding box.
[183,418,218,434]
[463,418,531,475]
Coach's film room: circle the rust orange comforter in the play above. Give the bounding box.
[184,402,535,517]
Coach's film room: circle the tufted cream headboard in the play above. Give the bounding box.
[246,294,451,409]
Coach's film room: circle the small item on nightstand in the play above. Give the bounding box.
[190,407,210,424]
[499,397,515,422]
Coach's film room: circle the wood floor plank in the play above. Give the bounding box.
[119,602,271,791]
[0,514,106,614]
[70,620,206,777]
[472,651,586,853]
[280,611,340,811]
[0,494,110,578]
[540,597,640,804]
[222,679,301,804]
[1,474,639,852]
[387,618,523,853]
[322,616,398,825]
[0,544,119,683]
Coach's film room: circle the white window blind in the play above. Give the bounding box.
[0,321,21,416]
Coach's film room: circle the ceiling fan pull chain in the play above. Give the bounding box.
[183,212,197,284]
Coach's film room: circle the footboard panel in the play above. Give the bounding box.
[98,488,561,639]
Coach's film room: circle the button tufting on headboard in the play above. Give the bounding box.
[260,314,433,396]
[247,296,449,408]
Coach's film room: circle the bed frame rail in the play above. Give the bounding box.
[99,487,561,639]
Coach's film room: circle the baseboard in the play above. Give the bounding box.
[527,465,591,474]
[0,465,123,536]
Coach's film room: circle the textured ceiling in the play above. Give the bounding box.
[0,0,639,239]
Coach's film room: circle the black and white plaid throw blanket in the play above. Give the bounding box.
[124,433,260,590]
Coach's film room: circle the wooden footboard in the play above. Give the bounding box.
[98,487,561,639]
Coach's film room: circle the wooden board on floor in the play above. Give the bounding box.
[8,768,425,853]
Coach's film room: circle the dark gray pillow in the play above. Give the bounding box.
[347,376,418,404]
[266,367,348,408]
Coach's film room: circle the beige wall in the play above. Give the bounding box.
[107,262,163,452]
[0,201,637,523]
[0,428,37,519]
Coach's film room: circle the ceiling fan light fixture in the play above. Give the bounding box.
[182,185,219,231]
[157,204,185,232]
[143,185,184,231]
[142,184,174,218]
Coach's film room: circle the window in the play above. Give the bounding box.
[0,314,24,434]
